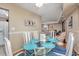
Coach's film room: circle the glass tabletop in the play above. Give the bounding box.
[33,41,56,56]
[23,37,59,56]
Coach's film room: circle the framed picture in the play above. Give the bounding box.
[24,19,35,26]
[68,16,73,29]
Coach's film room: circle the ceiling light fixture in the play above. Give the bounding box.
[35,3,44,8]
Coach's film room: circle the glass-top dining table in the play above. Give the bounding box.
[34,37,59,56]
[23,37,59,56]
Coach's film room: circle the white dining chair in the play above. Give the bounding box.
[40,34,46,42]
[4,37,13,56]
[23,32,32,44]
[52,32,74,56]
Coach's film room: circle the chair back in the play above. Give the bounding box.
[40,34,46,42]
[32,31,40,40]
[4,37,13,56]
[23,32,32,44]
[65,32,74,56]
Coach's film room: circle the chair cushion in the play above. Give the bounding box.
[41,42,55,48]
[30,38,39,44]
[47,36,59,43]
[23,43,38,50]
[47,45,66,56]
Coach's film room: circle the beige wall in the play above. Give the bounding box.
[0,4,41,32]
[0,4,41,53]
[64,5,79,54]
[63,3,77,18]
[65,8,79,32]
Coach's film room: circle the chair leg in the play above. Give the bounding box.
[43,48,47,56]
[34,49,36,56]
[23,50,27,56]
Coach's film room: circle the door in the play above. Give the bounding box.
[0,8,9,56]
[0,20,8,56]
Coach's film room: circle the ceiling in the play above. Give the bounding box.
[16,3,63,24]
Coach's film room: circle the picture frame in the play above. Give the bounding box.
[68,16,73,29]
[24,19,35,26]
